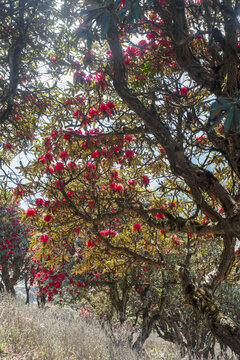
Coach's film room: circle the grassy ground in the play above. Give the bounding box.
[0,295,147,360]
[0,295,238,360]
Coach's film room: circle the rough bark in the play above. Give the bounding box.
[180,267,240,355]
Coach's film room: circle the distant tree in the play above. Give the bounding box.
[0,198,30,295]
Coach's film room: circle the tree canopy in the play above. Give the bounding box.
[1,0,240,356]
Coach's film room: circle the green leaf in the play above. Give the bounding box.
[132,2,141,21]
[224,107,234,133]
[80,4,106,15]
[218,97,231,106]
[100,10,111,38]
[209,101,220,120]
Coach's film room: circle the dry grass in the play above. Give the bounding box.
[0,295,146,360]
[0,295,238,360]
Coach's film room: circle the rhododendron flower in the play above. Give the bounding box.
[55,180,63,188]
[54,162,65,171]
[73,109,81,118]
[133,223,141,231]
[124,135,133,141]
[139,39,147,46]
[99,229,117,237]
[88,108,97,117]
[155,212,164,218]
[111,170,118,178]
[115,183,124,191]
[91,150,100,158]
[85,161,95,169]
[146,33,156,40]
[125,150,135,157]
[87,239,95,248]
[99,103,108,112]
[141,176,150,185]
[38,156,46,163]
[13,187,24,195]
[50,130,59,138]
[64,133,71,140]
[88,200,95,207]
[46,166,55,173]
[66,191,74,198]
[67,161,76,170]
[26,208,36,216]
[180,86,188,94]
[40,234,49,243]
[44,154,52,162]
[43,214,52,222]
[4,142,13,150]
[59,151,69,160]
[106,101,115,109]
[35,198,44,206]
[109,182,116,190]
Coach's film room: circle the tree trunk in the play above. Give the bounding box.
[180,267,240,355]
[25,276,30,304]
[1,262,15,296]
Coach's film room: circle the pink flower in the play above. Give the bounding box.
[50,130,59,138]
[26,208,36,216]
[35,198,44,206]
[106,101,115,109]
[115,183,124,191]
[139,40,147,46]
[146,33,156,40]
[38,156,46,163]
[155,212,164,218]
[133,223,141,231]
[180,86,188,94]
[64,133,71,140]
[59,151,69,160]
[87,239,95,248]
[66,191,74,198]
[13,187,24,195]
[40,235,49,243]
[55,180,63,188]
[4,142,13,150]
[73,109,81,118]
[54,162,65,171]
[67,161,76,170]
[91,150,100,158]
[125,150,135,158]
[141,176,150,185]
[46,166,55,173]
[128,179,135,186]
[43,214,52,222]
[45,153,53,161]
[99,103,108,112]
